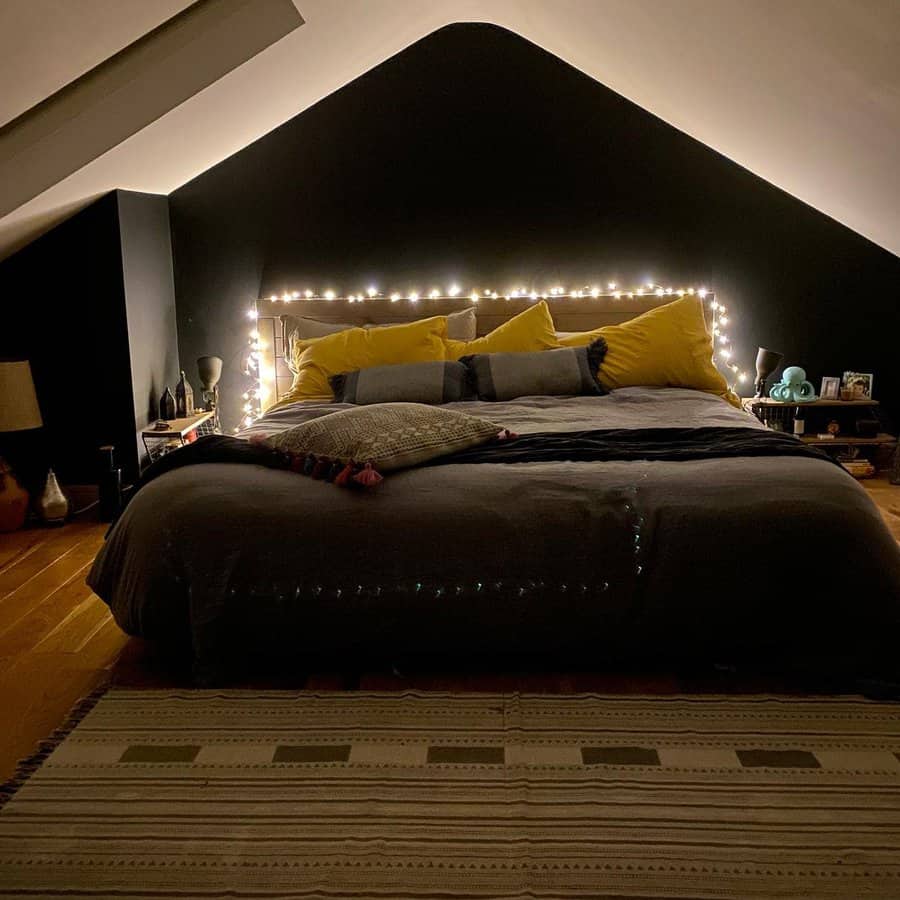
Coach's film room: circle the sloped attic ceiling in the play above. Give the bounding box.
[0,0,898,259]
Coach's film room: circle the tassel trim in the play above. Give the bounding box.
[586,336,609,393]
[0,682,110,812]
[353,462,383,487]
[284,452,383,489]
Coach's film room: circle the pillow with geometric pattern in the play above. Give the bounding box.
[262,402,504,487]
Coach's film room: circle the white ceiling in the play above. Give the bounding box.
[0,0,195,127]
[1,0,898,259]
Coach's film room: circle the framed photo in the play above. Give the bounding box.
[842,371,874,400]
[820,376,841,400]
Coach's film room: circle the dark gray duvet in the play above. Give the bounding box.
[89,388,900,680]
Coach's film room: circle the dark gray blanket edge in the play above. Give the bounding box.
[132,427,840,501]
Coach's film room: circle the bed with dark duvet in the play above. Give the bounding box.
[88,387,900,684]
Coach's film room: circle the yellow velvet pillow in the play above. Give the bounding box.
[276,316,448,405]
[557,295,736,404]
[444,300,560,359]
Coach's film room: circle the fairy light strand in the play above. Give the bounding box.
[237,282,746,430]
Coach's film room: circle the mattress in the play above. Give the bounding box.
[88,388,900,681]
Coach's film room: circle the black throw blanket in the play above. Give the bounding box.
[431,426,841,468]
[133,427,839,499]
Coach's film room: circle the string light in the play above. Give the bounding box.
[240,279,747,427]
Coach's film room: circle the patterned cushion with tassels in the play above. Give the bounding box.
[261,403,507,488]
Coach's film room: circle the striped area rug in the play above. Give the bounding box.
[1,690,899,898]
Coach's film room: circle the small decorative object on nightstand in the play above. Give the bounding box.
[197,356,222,430]
[141,410,217,465]
[769,366,816,403]
[175,370,195,417]
[38,468,68,525]
[843,371,874,400]
[160,386,176,420]
[754,347,784,398]
[820,376,841,400]
[0,458,29,532]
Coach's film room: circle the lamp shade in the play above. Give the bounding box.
[0,360,43,432]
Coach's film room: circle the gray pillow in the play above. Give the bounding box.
[330,360,469,405]
[282,308,477,374]
[461,339,607,401]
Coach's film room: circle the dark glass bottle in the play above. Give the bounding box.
[793,405,805,438]
[98,445,122,522]
[160,387,176,420]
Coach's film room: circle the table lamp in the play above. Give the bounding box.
[197,356,222,410]
[197,356,223,430]
[0,360,43,531]
[754,347,784,398]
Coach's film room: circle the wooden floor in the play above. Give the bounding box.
[1,476,899,784]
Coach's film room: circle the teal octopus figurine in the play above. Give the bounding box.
[769,366,817,403]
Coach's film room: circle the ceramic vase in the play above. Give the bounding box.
[38,468,68,525]
[0,459,29,532]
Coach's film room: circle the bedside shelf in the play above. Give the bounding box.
[141,411,218,465]
[141,411,215,439]
[743,398,879,408]
[800,434,896,446]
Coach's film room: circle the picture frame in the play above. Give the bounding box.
[820,376,841,400]
[842,371,874,400]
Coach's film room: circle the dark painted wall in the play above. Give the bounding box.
[118,190,181,463]
[0,190,179,485]
[0,193,133,487]
[107,26,900,433]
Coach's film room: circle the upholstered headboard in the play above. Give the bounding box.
[253,292,715,408]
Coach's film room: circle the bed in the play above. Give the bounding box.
[88,379,900,684]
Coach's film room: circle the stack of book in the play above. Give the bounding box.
[840,459,876,479]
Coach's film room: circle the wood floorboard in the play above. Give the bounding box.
[0,528,45,573]
[0,476,897,784]
[0,518,126,783]
[0,522,92,601]
[0,562,96,655]
[0,534,104,630]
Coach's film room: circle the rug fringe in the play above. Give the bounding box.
[0,679,110,811]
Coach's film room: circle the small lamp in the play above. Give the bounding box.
[0,359,43,433]
[754,347,784,398]
[197,356,223,430]
[0,360,43,531]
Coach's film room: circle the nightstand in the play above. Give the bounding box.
[742,397,898,475]
[141,411,217,465]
